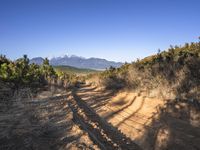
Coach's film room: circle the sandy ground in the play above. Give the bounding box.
[1,84,199,150]
[0,86,98,150]
[77,84,200,150]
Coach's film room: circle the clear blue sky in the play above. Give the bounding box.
[0,0,200,62]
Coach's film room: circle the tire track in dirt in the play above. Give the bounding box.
[68,87,142,150]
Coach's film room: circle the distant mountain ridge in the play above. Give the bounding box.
[29,57,44,65]
[30,55,123,70]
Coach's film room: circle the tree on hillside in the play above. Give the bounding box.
[198,37,200,52]
[14,55,30,83]
[0,55,10,65]
[41,58,56,79]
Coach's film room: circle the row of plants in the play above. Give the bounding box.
[0,55,84,89]
[0,55,56,88]
[99,38,200,99]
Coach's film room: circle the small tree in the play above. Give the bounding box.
[198,37,200,51]
[41,58,56,79]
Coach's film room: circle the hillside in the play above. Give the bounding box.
[98,41,200,100]
[53,65,99,75]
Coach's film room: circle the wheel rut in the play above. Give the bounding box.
[68,87,142,150]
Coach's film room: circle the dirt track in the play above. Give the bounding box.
[0,85,142,150]
[68,87,142,150]
[76,84,200,150]
[1,84,200,150]
[0,86,97,150]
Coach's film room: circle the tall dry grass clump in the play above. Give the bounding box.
[99,40,200,100]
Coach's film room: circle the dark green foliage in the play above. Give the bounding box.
[0,55,56,88]
[41,58,56,79]
[0,55,10,65]
[0,55,87,89]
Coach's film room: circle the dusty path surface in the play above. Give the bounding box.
[1,84,199,150]
[76,84,200,150]
[69,87,142,150]
[0,86,97,150]
[0,85,142,150]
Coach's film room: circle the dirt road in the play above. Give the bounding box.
[0,86,97,150]
[76,84,200,150]
[68,87,142,150]
[1,84,199,150]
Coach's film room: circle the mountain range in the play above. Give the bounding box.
[30,55,123,70]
